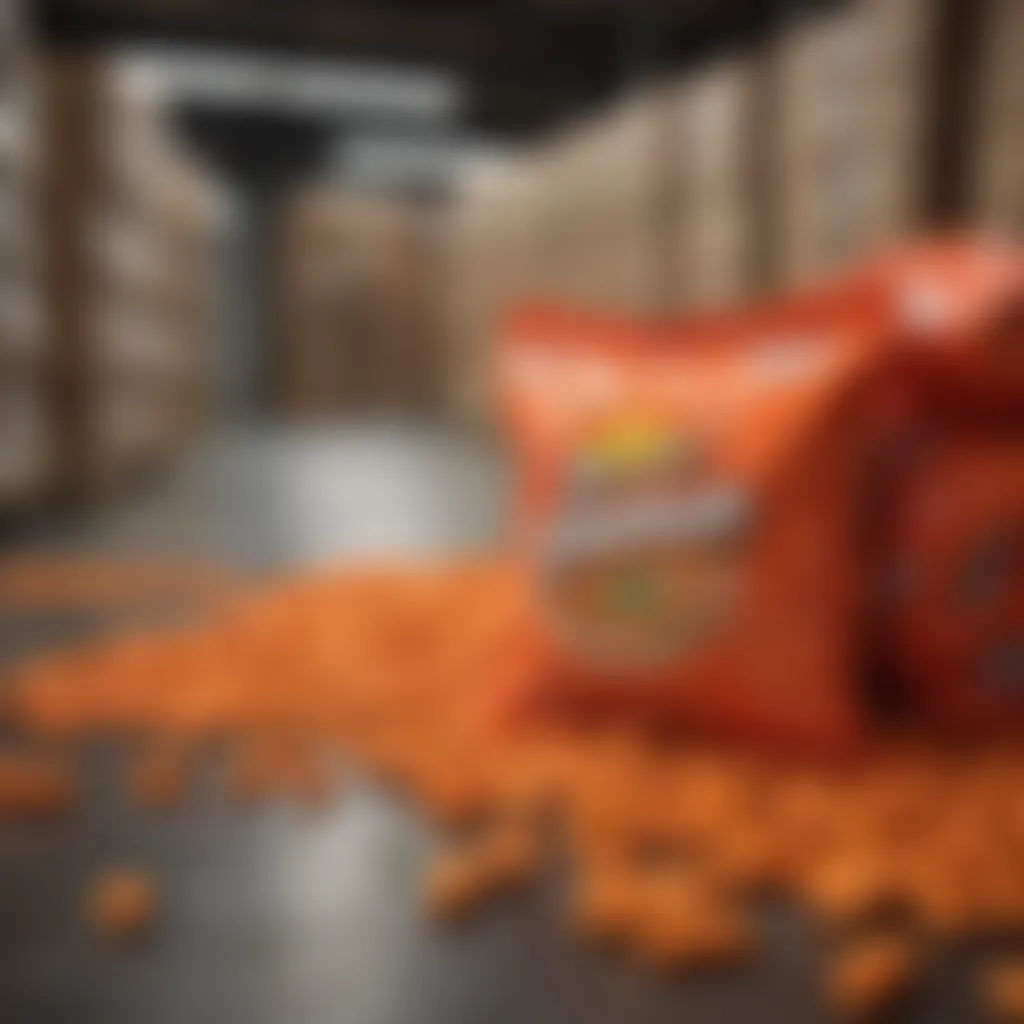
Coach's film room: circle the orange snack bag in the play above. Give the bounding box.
[497,298,884,755]
[497,239,1024,753]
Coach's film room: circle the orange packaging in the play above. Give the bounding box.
[880,440,1024,736]
[872,242,1024,737]
[497,240,1024,753]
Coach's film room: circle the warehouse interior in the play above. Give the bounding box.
[4,4,1024,1023]
[2,0,1013,534]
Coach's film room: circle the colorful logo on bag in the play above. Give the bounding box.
[540,416,752,670]
[573,418,703,489]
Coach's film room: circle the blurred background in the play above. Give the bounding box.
[1,7,1023,1022]
[0,0,1021,558]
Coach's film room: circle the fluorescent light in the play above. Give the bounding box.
[112,47,464,122]
[337,134,506,188]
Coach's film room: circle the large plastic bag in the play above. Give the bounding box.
[496,240,1024,752]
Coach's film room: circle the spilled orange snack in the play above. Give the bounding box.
[4,554,1024,1008]
[828,934,917,1017]
[5,234,1024,1011]
[88,868,159,941]
[984,961,1024,1022]
[0,753,75,820]
[129,747,187,810]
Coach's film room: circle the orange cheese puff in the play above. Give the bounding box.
[897,829,1003,937]
[359,728,425,788]
[803,854,899,927]
[129,748,187,810]
[0,754,75,820]
[694,904,754,965]
[566,792,626,857]
[827,935,918,1018]
[929,824,998,893]
[636,912,752,972]
[984,961,1024,1022]
[669,765,754,848]
[844,774,935,847]
[492,749,565,825]
[571,862,642,944]
[88,868,159,941]
[424,850,501,922]
[567,767,678,864]
[968,866,1024,938]
[286,748,339,809]
[905,872,980,939]
[227,741,288,804]
[768,774,842,843]
[630,887,752,971]
[706,824,786,895]
[425,821,543,922]
[481,822,544,886]
[415,764,494,827]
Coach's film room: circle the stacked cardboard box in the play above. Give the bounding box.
[440,90,674,427]
[769,0,938,287]
[438,0,953,426]
[663,56,761,310]
[275,186,444,417]
[968,0,1024,234]
[443,92,671,425]
[40,54,217,495]
[274,189,351,415]
[441,154,552,425]
[424,0,1024,438]
[90,165,217,461]
[540,123,614,306]
[551,92,666,313]
[0,5,49,510]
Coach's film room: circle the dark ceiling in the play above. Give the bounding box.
[36,0,840,136]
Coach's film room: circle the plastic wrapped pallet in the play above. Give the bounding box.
[40,54,218,495]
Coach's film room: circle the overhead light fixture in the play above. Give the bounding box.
[112,47,465,123]
[336,133,507,189]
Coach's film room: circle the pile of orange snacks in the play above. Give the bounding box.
[498,239,1024,753]
[3,239,1024,1016]
[0,557,236,614]
[5,558,1024,1016]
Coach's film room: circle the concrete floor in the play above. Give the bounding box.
[12,421,510,570]
[0,423,983,1024]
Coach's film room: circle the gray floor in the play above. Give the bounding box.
[13,421,509,570]
[0,423,985,1024]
